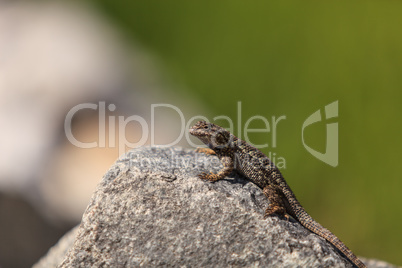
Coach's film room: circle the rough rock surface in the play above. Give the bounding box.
[35,147,397,267]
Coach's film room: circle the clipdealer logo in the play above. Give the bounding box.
[64,101,339,167]
[302,101,338,167]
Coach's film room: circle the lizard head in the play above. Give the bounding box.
[189,120,233,151]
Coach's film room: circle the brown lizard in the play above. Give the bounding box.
[189,120,366,268]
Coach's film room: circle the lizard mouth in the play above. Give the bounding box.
[189,120,209,135]
[189,125,211,145]
[189,127,205,137]
[189,127,197,136]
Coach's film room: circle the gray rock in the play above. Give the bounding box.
[35,147,397,267]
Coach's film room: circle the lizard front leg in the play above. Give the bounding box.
[195,147,216,155]
[198,155,233,182]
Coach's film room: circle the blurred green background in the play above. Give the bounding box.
[89,0,401,264]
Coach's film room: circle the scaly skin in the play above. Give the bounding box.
[190,120,366,268]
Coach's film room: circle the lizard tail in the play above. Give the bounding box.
[281,186,366,268]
